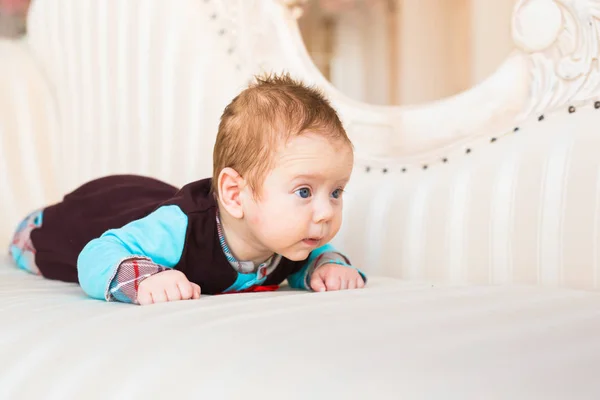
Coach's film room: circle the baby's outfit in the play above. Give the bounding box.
[8,175,365,304]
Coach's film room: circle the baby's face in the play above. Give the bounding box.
[242,133,353,261]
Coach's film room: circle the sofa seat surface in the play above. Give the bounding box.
[1,256,600,399]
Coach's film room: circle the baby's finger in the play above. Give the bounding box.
[137,290,153,305]
[191,283,201,299]
[153,289,169,303]
[348,279,357,290]
[340,277,348,290]
[177,281,194,299]
[357,277,365,289]
[165,283,183,301]
[310,275,327,292]
[325,275,341,291]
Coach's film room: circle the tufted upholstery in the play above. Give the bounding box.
[2,0,600,292]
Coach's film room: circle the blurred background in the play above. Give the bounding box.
[298,0,516,105]
[0,0,516,106]
[0,0,28,38]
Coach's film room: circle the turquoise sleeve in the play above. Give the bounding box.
[77,205,189,300]
[287,243,367,290]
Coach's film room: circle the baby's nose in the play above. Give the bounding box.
[313,200,334,223]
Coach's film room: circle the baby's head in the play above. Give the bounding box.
[213,73,353,262]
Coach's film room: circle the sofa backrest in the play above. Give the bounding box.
[24,0,267,190]
[4,0,600,291]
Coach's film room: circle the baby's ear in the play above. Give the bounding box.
[217,167,244,219]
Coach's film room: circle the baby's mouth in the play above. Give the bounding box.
[302,237,322,246]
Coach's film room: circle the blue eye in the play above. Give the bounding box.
[295,188,311,199]
[331,189,344,199]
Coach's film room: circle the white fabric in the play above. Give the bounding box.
[2,257,600,399]
[1,0,599,291]
[1,0,600,290]
[0,39,60,245]
[25,0,247,189]
[3,0,600,396]
[340,106,600,291]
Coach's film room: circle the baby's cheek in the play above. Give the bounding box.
[246,204,266,225]
[329,213,343,233]
[248,212,261,225]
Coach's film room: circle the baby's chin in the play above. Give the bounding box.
[273,237,334,260]
[278,247,313,261]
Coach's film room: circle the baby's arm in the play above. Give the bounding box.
[77,205,195,304]
[287,244,367,292]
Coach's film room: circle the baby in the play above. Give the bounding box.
[8,73,366,305]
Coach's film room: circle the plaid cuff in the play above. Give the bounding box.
[107,257,167,304]
[313,252,351,270]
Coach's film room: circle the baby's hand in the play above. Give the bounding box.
[310,264,365,292]
[137,270,201,305]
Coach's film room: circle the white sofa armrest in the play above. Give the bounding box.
[0,38,60,244]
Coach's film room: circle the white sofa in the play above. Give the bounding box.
[2,0,600,398]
